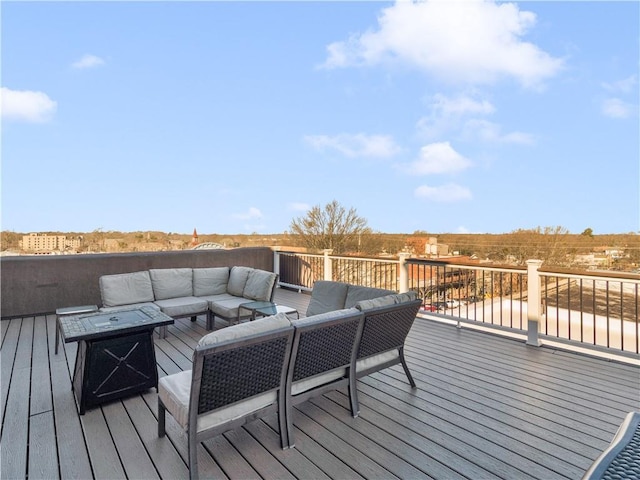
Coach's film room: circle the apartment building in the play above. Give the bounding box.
[20,233,82,253]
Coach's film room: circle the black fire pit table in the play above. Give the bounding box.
[59,306,174,414]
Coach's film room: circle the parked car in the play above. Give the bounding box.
[444,300,460,308]
[421,303,439,312]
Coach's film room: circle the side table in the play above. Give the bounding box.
[55,305,98,354]
[239,301,299,321]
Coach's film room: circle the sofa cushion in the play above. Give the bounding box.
[355,292,418,311]
[99,271,155,307]
[306,281,350,317]
[150,268,193,300]
[345,285,396,309]
[243,269,277,301]
[193,267,230,296]
[291,308,360,328]
[154,297,208,318]
[227,266,253,297]
[158,370,276,432]
[198,311,291,347]
[207,297,253,321]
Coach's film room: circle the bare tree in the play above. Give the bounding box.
[289,200,370,254]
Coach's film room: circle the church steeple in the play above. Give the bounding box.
[191,228,199,247]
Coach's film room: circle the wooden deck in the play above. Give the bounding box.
[2,288,639,480]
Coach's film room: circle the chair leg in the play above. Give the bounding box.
[348,368,360,417]
[285,395,295,449]
[55,317,61,354]
[158,400,166,437]
[278,392,289,449]
[188,432,199,480]
[399,347,416,388]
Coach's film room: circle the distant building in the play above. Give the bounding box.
[20,233,82,253]
[191,228,199,247]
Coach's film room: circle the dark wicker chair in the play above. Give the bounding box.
[355,299,423,387]
[158,324,294,480]
[582,411,640,480]
[284,309,364,448]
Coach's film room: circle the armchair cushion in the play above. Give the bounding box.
[306,281,350,317]
[198,312,291,347]
[355,292,418,311]
[158,370,276,431]
[345,285,396,309]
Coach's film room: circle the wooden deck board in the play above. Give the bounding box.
[1,288,639,480]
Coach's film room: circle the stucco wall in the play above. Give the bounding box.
[0,247,274,318]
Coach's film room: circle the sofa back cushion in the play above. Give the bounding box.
[355,291,418,311]
[243,269,277,301]
[227,266,253,297]
[193,267,230,296]
[345,285,396,309]
[198,311,291,347]
[99,271,154,307]
[306,281,349,317]
[150,268,193,300]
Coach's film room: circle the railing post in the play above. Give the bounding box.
[398,253,410,293]
[323,249,333,281]
[273,247,281,285]
[526,259,543,347]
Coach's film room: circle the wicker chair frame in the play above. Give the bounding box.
[158,324,294,480]
[284,310,364,448]
[355,299,423,387]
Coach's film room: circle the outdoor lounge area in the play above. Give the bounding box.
[2,286,639,480]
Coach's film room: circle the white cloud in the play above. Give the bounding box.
[417,92,534,144]
[304,133,402,158]
[288,202,310,212]
[404,142,472,175]
[72,54,105,70]
[462,119,535,144]
[414,183,472,202]
[1,87,57,123]
[602,75,637,94]
[232,207,263,220]
[602,98,633,119]
[321,0,563,88]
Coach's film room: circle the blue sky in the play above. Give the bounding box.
[2,1,638,235]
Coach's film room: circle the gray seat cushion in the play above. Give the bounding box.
[99,271,154,307]
[243,269,277,301]
[208,297,253,320]
[150,268,193,300]
[193,267,230,296]
[227,266,253,296]
[355,291,418,311]
[344,285,396,308]
[154,296,208,318]
[306,281,350,317]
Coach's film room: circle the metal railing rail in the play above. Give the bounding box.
[538,269,640,354]
[274,249,400,292]
[274,251,639,359]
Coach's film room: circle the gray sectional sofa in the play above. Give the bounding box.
[98,266,278,336]
[157,280,422,477]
